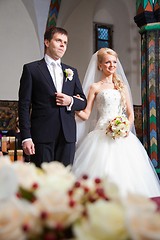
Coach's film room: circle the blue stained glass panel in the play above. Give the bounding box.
[98,28,108,40]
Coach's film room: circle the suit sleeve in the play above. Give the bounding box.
[70,68,87,112]
[18,65,32,140]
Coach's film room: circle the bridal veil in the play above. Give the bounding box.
[76,48,135,147]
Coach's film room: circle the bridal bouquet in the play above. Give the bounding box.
[106,116,130,139]
[0,156,160,240]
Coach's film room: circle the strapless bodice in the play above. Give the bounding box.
[95,89,122,130]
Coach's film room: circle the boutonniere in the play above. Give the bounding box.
[64,68,74,81]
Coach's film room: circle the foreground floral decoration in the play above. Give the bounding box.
[64,68,74,81]
[0,156,160,240]
[106,116,130,139]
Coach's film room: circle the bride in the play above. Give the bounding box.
[72,48,160,198]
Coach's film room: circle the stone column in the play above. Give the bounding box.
[46,0,61,28]
[134,0,160,175]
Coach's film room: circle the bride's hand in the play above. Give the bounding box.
[125,130,130,137]
[74,94,84,118]
[125,122,131,137]
[74,94,84,101]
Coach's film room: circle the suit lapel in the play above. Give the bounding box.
[38,59,56,91]
[37,60,71,92]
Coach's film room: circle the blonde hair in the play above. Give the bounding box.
[97,48,126,111]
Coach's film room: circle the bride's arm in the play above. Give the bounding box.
[124,85,134,128]
[75,85,96,120]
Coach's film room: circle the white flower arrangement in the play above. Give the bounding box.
[106,116,130,139]
[64,68,74,81]
[0,156,160,240]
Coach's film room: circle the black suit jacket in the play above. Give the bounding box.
[18,58,87,143]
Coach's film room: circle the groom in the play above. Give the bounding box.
[18,26,87,167]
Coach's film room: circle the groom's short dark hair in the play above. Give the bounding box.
[44,26,68,42]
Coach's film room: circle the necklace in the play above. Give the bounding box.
[101,80,113,84]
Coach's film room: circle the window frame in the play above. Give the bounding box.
[94,22,113,52]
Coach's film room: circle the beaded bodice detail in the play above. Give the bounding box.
[95,89,122,130]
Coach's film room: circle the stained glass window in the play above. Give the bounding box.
[94,23,113,51]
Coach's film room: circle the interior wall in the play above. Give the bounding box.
[0,0,50,100]
[0,0,141,105]
[58,0,141,104]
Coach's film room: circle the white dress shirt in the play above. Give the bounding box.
[45,54,73,110]
[45,54,63,92]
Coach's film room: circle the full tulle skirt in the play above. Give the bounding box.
[72,130,160,198]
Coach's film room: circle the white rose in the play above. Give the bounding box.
[34,169,81,228]
[41,161,74,178]
[0,165,18,200]
[0,155,12,168]
[21,200,41,238]
[37,170,75,195]
[64,68,74,81]
[124,193,160,240]
[123,193,157,212]
[0,198,26,240]
[102,177,120,201]
[34,188,82,228]
[74,199,129,240]
[13,161,42,190]
[126,209,160,240]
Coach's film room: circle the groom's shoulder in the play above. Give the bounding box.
[24,58,44,67]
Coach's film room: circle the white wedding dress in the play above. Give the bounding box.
[73,89,160,198]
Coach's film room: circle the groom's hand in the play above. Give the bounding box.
[55,92,72,106]
[22,140,35,155]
